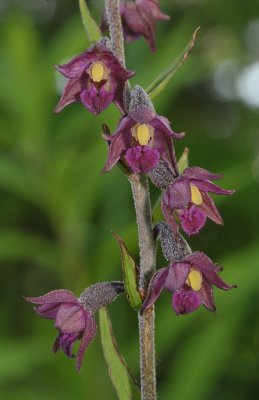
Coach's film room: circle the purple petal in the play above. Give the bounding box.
[184,252,221,272]
[154,132,178,175]
[76,315,97,371]
[142,267,169,310]
[164,180,191,209]
[55,304,86,334]
[121,2,156,51]
[172,289,202,315]
[161,195,179,234]
[54,52,90,78]
[101,53,135,80]
[192,179,235,196]
[120,0,169,51]
[80,85,114,115]
[151,115,185,140]
[129,106,156,124]
[102,117,135,173]
[202,270,236,291]
[198,192,223,225]
[102,131,128,173]
[113,80,128,114]
[52,334,61,353]
[145,0,170,21]
[35,303,60,319]
[26,289,79,305]
[54,78,81,113]
[59,333,78,358]
[182,167,223,181]
[178,205,207,236]
[199,280,215,311]
[164,262,190,292]
[125,145,160,173]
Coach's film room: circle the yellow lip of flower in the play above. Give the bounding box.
[185,268,203,291]
[190,184,203,206]
[131,123,154,146]
[90,62,108,83]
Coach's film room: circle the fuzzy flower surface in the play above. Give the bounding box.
[162,167,235,236]
[143,252,235,315]
[54,42,134,115]
[101,0,169,52]
[26,282,124,371]
[102,106,184,174]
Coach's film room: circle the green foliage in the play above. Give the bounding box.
[146,27,200,100]
[152,194,164,225]
[177,147,189,174]
[78,0,101,45]
[112,232,142,311]
[99,308,140,400]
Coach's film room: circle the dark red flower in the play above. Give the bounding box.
[101,0,169,51]
[162,167,235,235]
[26,282,124,371]
[102,104,184,174]
[54,41,134,115]
[143,252,235,315]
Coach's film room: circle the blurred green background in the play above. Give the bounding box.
[1,0,259,399]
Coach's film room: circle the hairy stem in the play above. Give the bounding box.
[105,1,157,398]
[105,0,125,67]
[129,174,157,400]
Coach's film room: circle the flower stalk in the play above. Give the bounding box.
[105,0,157,397]
[129,173,157,400]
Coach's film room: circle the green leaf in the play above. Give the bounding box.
[78,0,101,45]
[99,308,140,400]
[146,27,200,100]
[152,194,164,225]
[178,147,189,174]
[112,232,142,311]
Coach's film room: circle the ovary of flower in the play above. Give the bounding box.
[90,62,107,82]
[190,184,203,205]
[186,268,203,291]
[132,124,154,146]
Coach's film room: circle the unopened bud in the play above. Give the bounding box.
[79,281,124,313]
[155,222,191,262]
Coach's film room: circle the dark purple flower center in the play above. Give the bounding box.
[125,145,160,173]
[178,205,207,236]
[53,333,79,358]
[172,288,202,315]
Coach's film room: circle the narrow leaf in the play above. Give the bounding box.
[177,147,189,174]
[146,27,200,100]
[112,232,142,311]
[78,0,101,45]
[99,308,140,400]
